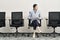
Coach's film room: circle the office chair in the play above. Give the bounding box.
[0,12,6,37]
[46,12,60,37]
[9,12,24,33]
[0,12,5,27]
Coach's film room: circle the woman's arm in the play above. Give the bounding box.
[28,11,32,19]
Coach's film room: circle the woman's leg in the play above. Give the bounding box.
[32,20,38,30]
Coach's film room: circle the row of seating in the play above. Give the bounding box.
[0,12,60,37]
[0,12,41,33]
[0,12,34,37]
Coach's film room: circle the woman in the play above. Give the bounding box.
[28,4,41,30]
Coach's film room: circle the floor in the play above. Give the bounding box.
[0,19,60,40]
[0,37,60,40]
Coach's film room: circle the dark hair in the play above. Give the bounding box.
[33,4,37,8]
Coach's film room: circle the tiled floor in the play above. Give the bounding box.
[0,37,60,40]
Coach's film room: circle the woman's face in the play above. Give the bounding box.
[34,5,38,11]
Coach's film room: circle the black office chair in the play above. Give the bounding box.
[0,12,5,27]
[28,19,41,29]
[0,12,6,37]
[9,12,24,33]
[46,12,60,37]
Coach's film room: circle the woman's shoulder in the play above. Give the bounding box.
[29,10,33,14]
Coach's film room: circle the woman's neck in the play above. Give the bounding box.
[33,9,37,13]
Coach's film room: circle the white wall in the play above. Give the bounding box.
[0,0,60,32]
[0,0,60,19]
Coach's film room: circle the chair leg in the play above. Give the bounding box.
[15,27,18,37]
[16,27,18,33]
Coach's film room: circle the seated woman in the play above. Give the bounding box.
[28,4,41,30]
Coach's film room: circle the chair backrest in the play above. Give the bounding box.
[48,12,60,27]
[0,12,5,27]
[11,12,24,27]
[12,12,23,19]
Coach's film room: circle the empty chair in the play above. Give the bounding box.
[0,12,6,34]
[46,12,60,37]
[0,12,5,27]
[47,12,60,33]
[9,12,24,33]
